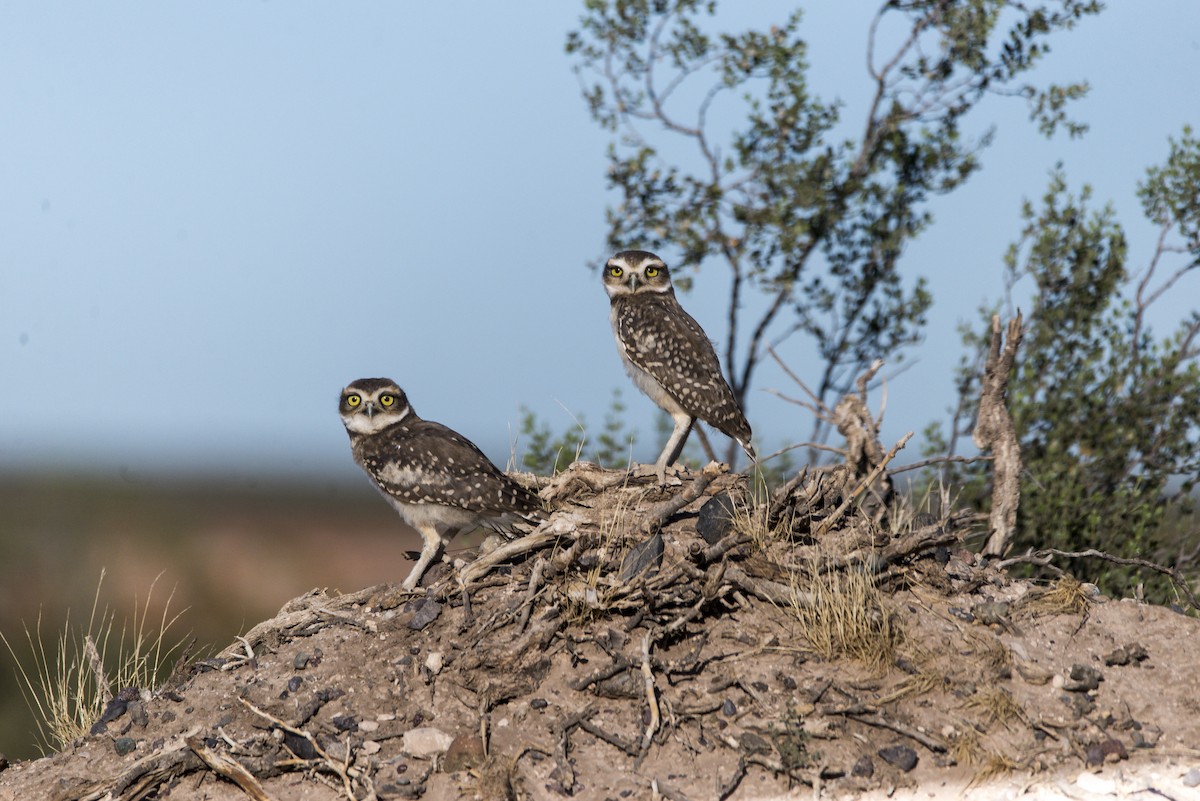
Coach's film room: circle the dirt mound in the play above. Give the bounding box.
[1,464,1198,801]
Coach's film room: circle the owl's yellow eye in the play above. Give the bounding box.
[346,394,362,408]
[645,266,660,278]
[608,266,623,278]
[379,394,396,408]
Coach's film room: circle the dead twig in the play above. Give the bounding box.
[459,514,581,586]
[640,634,660,753]
[239,698,359,801]
[998,547,1200,611]
[974,312,1024,556]
[814,432,913,537]
[187,736,277,801]
[638,462,726,536]
[717,755,748,801]
[827,705,947,753]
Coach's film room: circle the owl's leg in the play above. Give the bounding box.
[402,524,445,590]
[654,412,695,486]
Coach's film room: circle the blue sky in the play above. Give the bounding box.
[2,2,1198,483]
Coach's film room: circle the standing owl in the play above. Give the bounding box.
[603,250,754,484]
[339,378,544,590]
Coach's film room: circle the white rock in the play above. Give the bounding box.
[1074,770,1117,795]
[402,726,454,758]
[357,720,379,733]
[361,740,382,755]
[425,651,444,674]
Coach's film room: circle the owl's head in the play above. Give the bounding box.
[339,378,412,435]
[602,250,674,299]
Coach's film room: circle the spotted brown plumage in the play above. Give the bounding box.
[339,378,543,590]
[603,250,754,484]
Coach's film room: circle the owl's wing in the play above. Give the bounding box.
[615,295,752,443]
[362,420,542,518]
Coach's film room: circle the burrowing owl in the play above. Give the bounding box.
[339,378,544,590]
[603,250,754,484]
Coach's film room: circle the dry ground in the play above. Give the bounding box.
[1,464,1197,801]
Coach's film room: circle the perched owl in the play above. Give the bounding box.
[339,378,544,590]
[603,250,754,484]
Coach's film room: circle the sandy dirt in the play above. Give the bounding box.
[1,466,1197,801]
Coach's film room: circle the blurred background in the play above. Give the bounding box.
[2,2,1198,758]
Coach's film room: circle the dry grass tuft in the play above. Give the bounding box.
[964,629,1012,678]
[1026,574,1091,616]
[949,727,984,767]
[558,492,632,623]
[962,686,1024,729]
[787,553,902,672]
[0,569,189,753]
[969,750,1022,786]
[877,670,944,705]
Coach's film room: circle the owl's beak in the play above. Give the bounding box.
[629,274,640,290]
[364,401,376,419]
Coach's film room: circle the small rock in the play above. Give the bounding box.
[851,755,874,777]
[358,720,380,733]
[779,675,797,691]
[1104,643,1149,667]
[406,598,442,631]
[401,726,454,758]
[283,731,318,759]
[1182,767,1200,788]
[293,653,312,670]
[696,493,736,544]
[361,740,382,755]
[127,700,149,729]
[1075,771,1117,794]
[739,732,771,754]
[1132,724,1162,748]
[1099,738,1127,763]
[530,698,549,710]
[1063,664,1103,692]
[332,715,359,732]
[722,699,737,716]
[619,530,664,581]
[947,606,975,623]
[0,752,8,772]
[1068,694,1096,717]
[443,734,486,773]
[288,676,303,692]
[877,744,918,772]
[113,737,137,756]
[424,651,444,675]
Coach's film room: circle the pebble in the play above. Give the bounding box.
[407,599,442,631]
[443,734,486,773]
[851,755,874,777]
[113,737,137,756]
[401,726,454,758]
[877,744,918,772]
[1183,767,1200,788]
[1064,664,1103,692]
